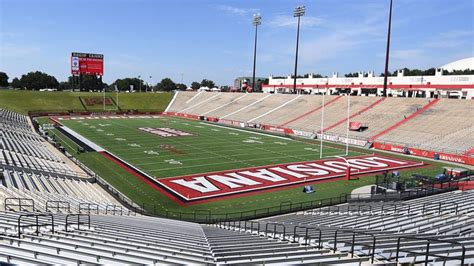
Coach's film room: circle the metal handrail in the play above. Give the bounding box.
[292,225,322,247]
[17,213,54,239]
[65,214,91,232]
[5,198,35,212]
[105,204,123,216]
[45,200,71,213]
[264,223,286,240]
[396,236,466,265]
[78,203,99,214]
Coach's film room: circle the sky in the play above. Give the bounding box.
[0,0,473,86]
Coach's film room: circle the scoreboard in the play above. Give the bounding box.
[71,52,104,76]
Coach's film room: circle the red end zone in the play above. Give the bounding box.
[157,155,425,202]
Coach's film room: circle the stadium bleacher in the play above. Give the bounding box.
[218,189,474,265]
[167,92,473,155]
[1,189,472,264]
[378,99,474,154]
[0,109,123,214]
[0,102,472,265]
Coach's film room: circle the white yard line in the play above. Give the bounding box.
[201,93,248,115]
[132,148,327,165]
[199,122,293,141]
[220,94,272,119]
[164,91,179,112]
[247,95,302,123]
[147,151,345,172]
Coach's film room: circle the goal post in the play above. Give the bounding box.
[319,91,352,159]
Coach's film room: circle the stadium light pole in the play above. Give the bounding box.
[293,5,305,93]
[138,75,142,93]
[382,0,393,97]
[149,76,153,92]
[251,13,262,93]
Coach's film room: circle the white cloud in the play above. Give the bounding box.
[0,32,24,39]
[0,43,40,58]
[268,15,323,28]
[216,5,258,16]
[296,14,386,65]
[390,49,424,61]
[424,30,474,49]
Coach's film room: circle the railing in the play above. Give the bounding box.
[422,202,459,215]
[165,194,348,223]
[65,214,91,232]
[45,200,71,213]
[311,204,373,215]
[105,204,123,216]
[89,171,144,214]
[332,229,377,264]
[4,198,35,212]
[396,236,465,265]
[160,181,460,223]
[265,223,286,240]
[292,225,322,247]
[217,220,378,263]
[78,203,99,214]
[17,213,54,239]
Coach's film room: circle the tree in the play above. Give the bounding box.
[19,71,59,90]
[176,83,187,91]
[67,75,104,91]
[111,78,143,92]
[156,78,176,91]
[444,69,474,75]
[80,75,104,91]
[344,72,359,77]
[58,81,69,91]
[11,78,21,89]
[201,79,215,88]
[191,81,200,90]
[0,72,9,87]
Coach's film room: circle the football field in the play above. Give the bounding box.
[59,116,362,179]
[43,115,440,217]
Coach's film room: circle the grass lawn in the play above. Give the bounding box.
[38,116,456,219]
[0,90,173,114]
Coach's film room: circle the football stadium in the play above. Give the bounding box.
[0,0,473,265]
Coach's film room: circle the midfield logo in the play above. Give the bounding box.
[139,127,193,137]
[157,155,424,201]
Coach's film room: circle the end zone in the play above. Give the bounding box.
[157,154,425,202]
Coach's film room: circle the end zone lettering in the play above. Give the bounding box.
[139,127,193,137]
[157,155,424,201]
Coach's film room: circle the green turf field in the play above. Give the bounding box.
[38,116,455,218]
[59,116,363,178]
